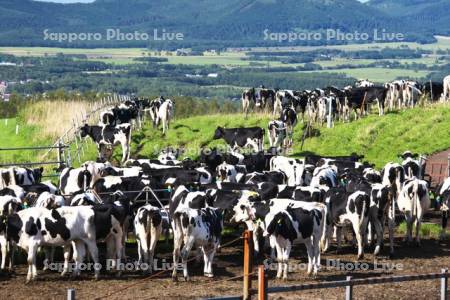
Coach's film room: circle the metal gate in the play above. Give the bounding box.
[425,148,450,189]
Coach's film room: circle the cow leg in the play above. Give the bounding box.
[372,218,383,256]
[0,235,6,270]
[282,242,291,280]
[149,226,161,274]
[61,244,72,277]
[27,243,38,282]
[84,239,100,280]
[114,231,124,277]
[313,235,321,275]
[136,237,144,265]
[335,226,342,253]
[6,242,15,271]
[180,236,195,281]
[414,217,421,246]
[304,239,315,277]
[72,243,84,278]
[172,229,182,281]
[274,238,283,279]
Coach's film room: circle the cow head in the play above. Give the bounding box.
[79,124,91,138]
[230,190,262,224]
[32,167,44,183]
[213,127,224,140]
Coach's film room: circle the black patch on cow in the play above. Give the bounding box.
[93,206,113,240]
[6,214,22,242]
[44,210,71,240]
[266,212,297,242]
[25,217,38,236]
[41,230,47,235]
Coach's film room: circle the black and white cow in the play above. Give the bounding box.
[79,124,131,163]
[268,120,287,149]
[171,207,223,280]
[59,162,109,195]
[397,178,430,245]
[213,126,264,152]
[270,156,304,186]
[0,167,43,188]
[263,201,326,279]
[421,82,443,102]
[310,165,338,189]
[1,207,106,281]
[0,195,21,270]
[134,204,162,273]
[280,108,297,147]
[400,151,425,180]
[242,88,256,116]
[258,88,276,112]
[323,188,370,259]
[436,177,450,239]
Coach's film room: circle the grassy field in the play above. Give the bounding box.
[131,103,450,169]
[303,68,430,82]
[4,99,450,170]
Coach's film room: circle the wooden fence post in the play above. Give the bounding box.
[258,265,267,300]
[345,276,353,300]
[67,288,75,300]
[441,269,448,300]
[57,140,63,170]
[243,230,254,300]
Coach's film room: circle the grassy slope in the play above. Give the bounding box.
[133,104,450,169]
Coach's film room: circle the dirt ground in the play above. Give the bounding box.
[0,212,449,300]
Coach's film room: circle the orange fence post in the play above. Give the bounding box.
[243,230,254,300]
[258,265,267,300]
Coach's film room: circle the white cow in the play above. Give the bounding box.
[443,75,450,101]
[156,99,174,135]
[397,178,430,245]
[134,205,163,273]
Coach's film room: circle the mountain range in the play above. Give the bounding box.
[0,0,447,48]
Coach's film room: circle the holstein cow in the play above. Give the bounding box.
[355,79,374,88]
[156,99,174,135]
[270,156,304,186]
[59,162,109,195]
[421,82,443,102]
[258,88,276,112]
[268,120,288,149]
[171,207,223,280]
[213,126,264,152]
[323,188,370,259]
[397,178,430,245]
[0,167,43,188]
[134,204,163,273]
[148,97,164,127]
[443,75,450,101]
[436,177,450,239]
[242,88,256,117]
[79,123,131,163]
[1,207,109,281]
[0,195,21,270]
[280,107,297,147]
[381,162,405,256]
[263,201,326,279]
[400,151,425,180]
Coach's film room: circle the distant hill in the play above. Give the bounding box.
[0,0,446,48]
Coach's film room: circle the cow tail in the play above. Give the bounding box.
[413,180,419,221]
[9,168,16,186]
[359,196,367,229]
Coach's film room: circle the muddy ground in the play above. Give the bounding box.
[0,212,449,300]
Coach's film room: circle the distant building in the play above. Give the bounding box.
[0,81,7,101]
[207,73,219,78]
[176,48,192,56]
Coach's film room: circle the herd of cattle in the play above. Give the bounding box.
[0,128,449,282]
[0,78,449,284]
[244,76,450,145]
